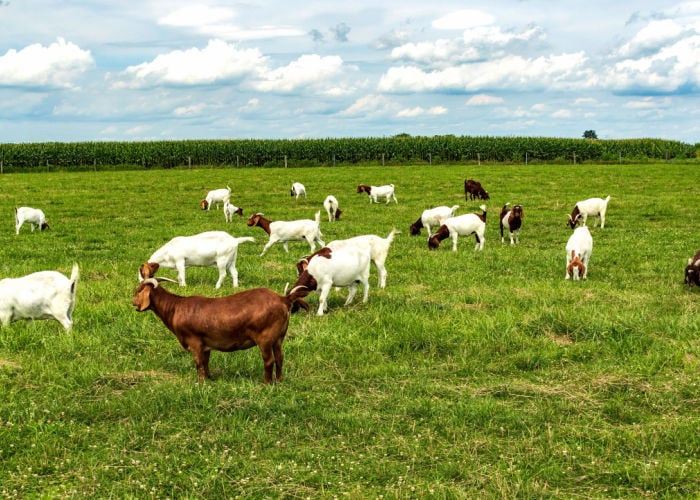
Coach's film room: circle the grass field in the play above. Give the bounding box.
[0,163,698,497]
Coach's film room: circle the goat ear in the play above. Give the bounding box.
[694,259,700,267]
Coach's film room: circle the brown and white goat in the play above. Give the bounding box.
[247,211,324,256]
[464,179,490,201]
[428,205,487,251]
[357,184,398,204]
[567,196,611,229]
[132,273,309,383]
[499,203,524,245]
[684,249,700,287]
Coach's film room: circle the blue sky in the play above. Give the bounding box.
[1,1,699,143]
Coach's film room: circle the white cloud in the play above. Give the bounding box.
[0,37,93,89]
[341,94,394,117]
[397,105,447,117]
[253,54,353,94]
[616,19,685,57]
[113,40,267,88]
[466,94,503,105]
[432,9,494,30]
[551,109,572,118]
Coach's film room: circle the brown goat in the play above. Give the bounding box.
[464,179,490,201]
[499,203,524,245]
[132,276,309,383]
[684,249,700,287]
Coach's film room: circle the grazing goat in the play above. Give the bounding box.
[500,203,524,245]
[464,179,490,201]
[293,246,371,316]
[684,249,700,287]
[327,228,398,288]
[15,207,50,235]
[223,201,243,222]
[410,205,459,236]
[0,264,79,330]
[132,278,309,383]
[428,205,487,251]
[323,195,342,222]
[247,211,324,256]
[565,226,593,280]
[567,195,611,229]
[290,182,306,199]
[200,186,231,210]
[140,231,254,288]
[356,184,398,204]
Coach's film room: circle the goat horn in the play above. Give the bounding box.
[143,278,159,287]
[155,277,178,284]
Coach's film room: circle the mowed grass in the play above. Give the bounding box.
[0,163,698,497]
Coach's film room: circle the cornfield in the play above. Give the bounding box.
[0,136,696,171]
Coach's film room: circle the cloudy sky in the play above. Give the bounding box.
[1,1,700,143]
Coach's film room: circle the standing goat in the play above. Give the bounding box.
[327,228,397,288]
[293,246,371,316]
[410,205,459,236]
[428,205,487,251]
[15,207,50,235]
[567,196,611,229]
[464,179,490,201]
[200,186,231,210]
[290,182,306,199]
[565,226,593,280]
[0,264,79,330]
[357,184,398,204]
[133,277,309,383]
[223,201,244,222]
[140,231,254,288]
[499,203,524,245]
[684,249,700,287]
[247,211,324,256]
[323,195,342,222]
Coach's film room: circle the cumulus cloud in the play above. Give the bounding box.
[340,94,395,117]
[113,40,267,88]
[466,94,503,105]
[432,9,494,30]
[252,54,354,94]
[397,105,447,117]
[331,23,351,43]
[0,37,93,89]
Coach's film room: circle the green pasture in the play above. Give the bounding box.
[0,163,698,497]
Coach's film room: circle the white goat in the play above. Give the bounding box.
[0,264,79,330]
[140,231,254,288]
[428,205,487,251]
[247,211,324,256]
[223,201,243,222]
[410,205,459,236]
[15,207,50,235]
[201,186,231,210]
[357,184,398,204]
[293,246,372,316]
[323,195,341,222]
[565,226,593,280]
[327,228,397,288]
[567,195,611,229]
[291,182,307,199]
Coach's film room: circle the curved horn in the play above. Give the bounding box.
[155,277,179,284]
[143,278,159,288]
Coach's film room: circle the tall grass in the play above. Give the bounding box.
[0,163,698,497]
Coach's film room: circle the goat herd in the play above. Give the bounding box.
[3,178,700,384]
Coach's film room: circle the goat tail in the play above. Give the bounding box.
[386,227,399,243]
[69,263,80,295]
[236,236,255,244]
[314,211,321,224]
[450,205,460,215]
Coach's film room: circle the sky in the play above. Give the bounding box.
[1,1,700,143]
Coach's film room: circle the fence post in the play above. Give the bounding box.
[284,155,288,168]
[525,152,528,165]
[1,160,3,174]
[428,153,432,166]
[236,156,239,168]
[188,156,192,169]
[477,152,481,166]
[382,153,385,167]
[573,152,577,164]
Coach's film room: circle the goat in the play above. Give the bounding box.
[428,205,487,251]
[565,226,593,280]
[684,249,700,287]
[567,195,611,229]
[290,182,306,199]
[327,228,398,288]
[0,264,79,330]
[323,195,342,222]
[410,205,459,236]
[132,278,309,383]
[200,186,231,210]
[356,184,398,204]
[499,203,524,245]
[139,231,254,288]
[464,179,490,201]
[15,207,50,235]
[247,211,324,256]
[293,246,371,316]
[223,201,244,222]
